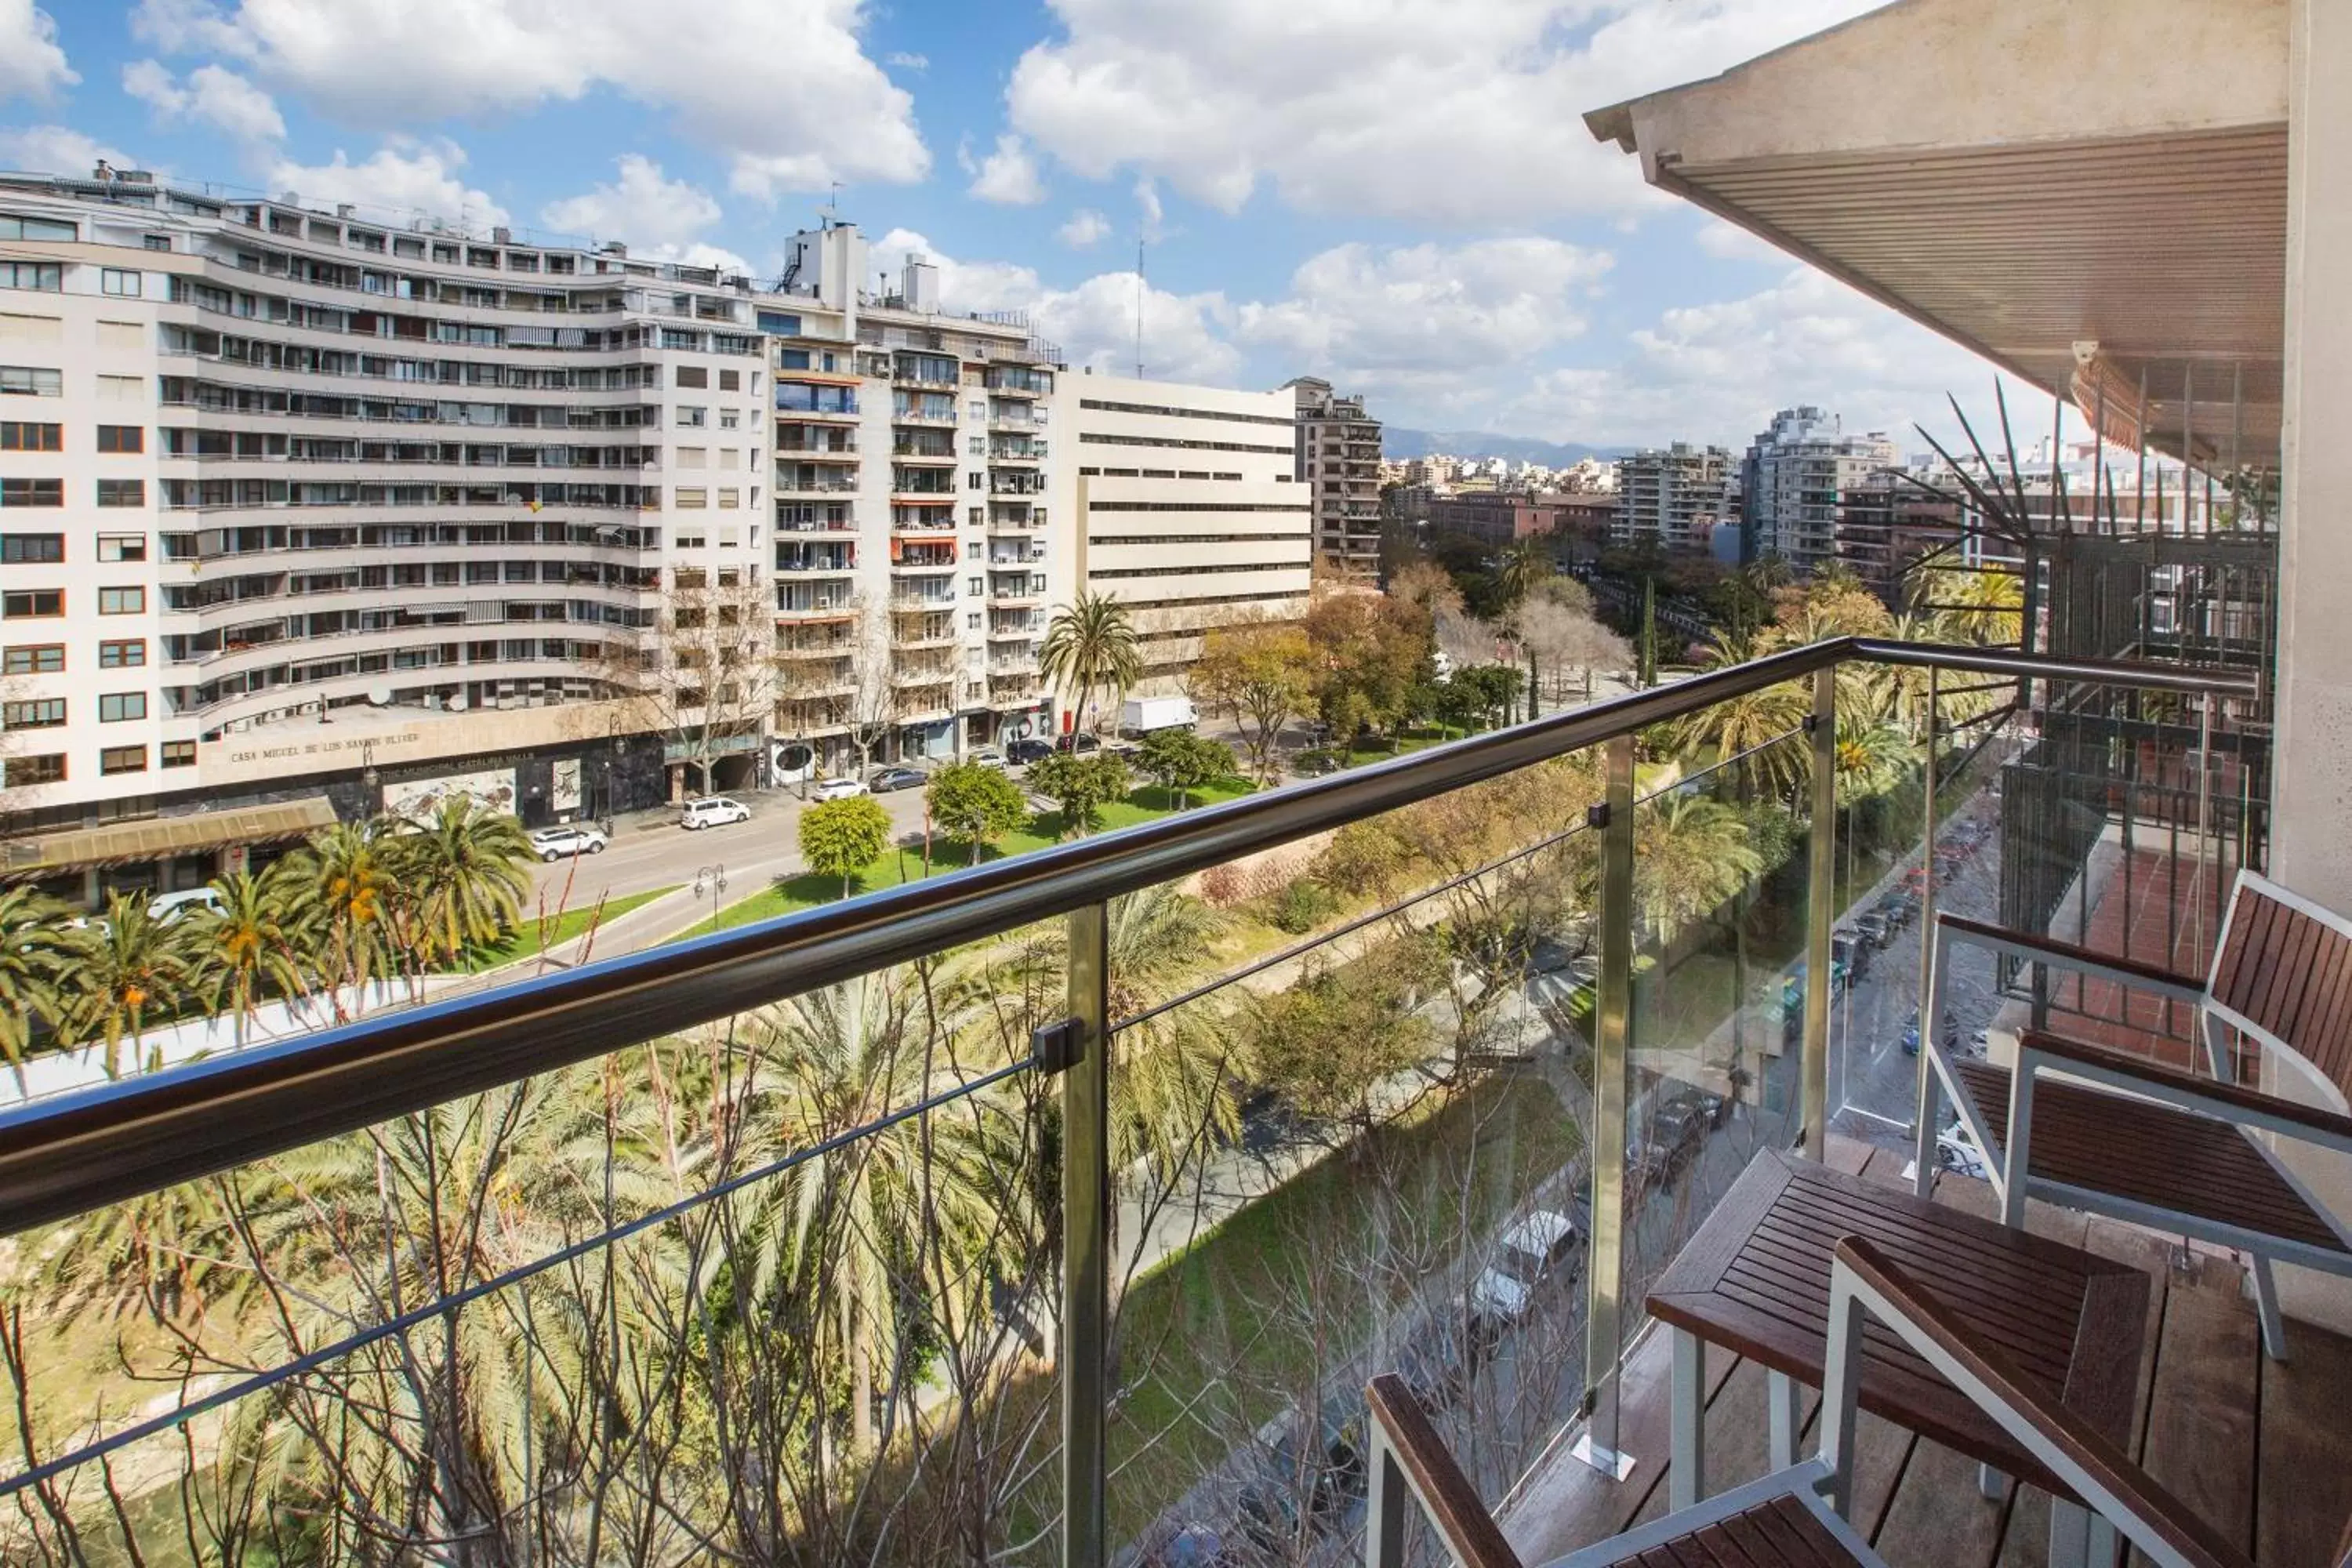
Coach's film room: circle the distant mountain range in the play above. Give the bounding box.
[1381,428,1629,466]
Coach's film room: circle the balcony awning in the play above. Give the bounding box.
[2,797,336,875]
[1585,0,2289,458]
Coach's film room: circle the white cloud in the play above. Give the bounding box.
[1005,0,1881,223]
[1057,208,1111,247]
[122,59,285,143]
[885,51,927,70]
[0,124,132,176]
[1505,266,1998,448]
[964,132,1046,205]
[874,227,1240,385]
[132,0,927,197]
[1237,238,1611,406]
[543,155,748,273]
[0,1,74,103]
[267,140,509,229]
[1694,217,1785,264]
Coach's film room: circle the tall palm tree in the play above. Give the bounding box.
[0,884,81,1075]
[1495,536,1553,611]
[394,797,532,965]
[279,818,411,1008]
[1659,633,1811,799]
[1834,716,1918,808]
[1915,563,2024,647]
[187,867,311,1046]
[60,893,199,1077]
[1039,590,1142,736]
[1635,788,1765,943]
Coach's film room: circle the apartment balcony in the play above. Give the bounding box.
[772,598,855,620]
[771,558,855,578]
[891,556,958,575]
[771,474,859,497]
[889,441,958,464]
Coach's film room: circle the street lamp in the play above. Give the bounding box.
[693,862,728,927]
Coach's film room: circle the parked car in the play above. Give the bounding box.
[867,765,927,793]
[1005,737,1054,766]
[679,796,753,829]
[808,777,867,802]
[147,887,227,922]
[967,746,1008,771]
[1852,910,1893,947]
[1901,1126,1994,1185]
[1900,1008,1922,1057]
[1291,748,1343,778]
[1633,1098,1714,1191]
[1831,929,1872,982]
[528,824,608,861]
[1053,731,1102,755]
[1469,1209,1581,1323]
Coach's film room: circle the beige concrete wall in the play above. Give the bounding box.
[2263,0,2352,1334]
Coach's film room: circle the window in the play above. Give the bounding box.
[0,366,61,397]
[3,699,63,729]
[719,368,740,391]
[0,315,60,344]
[97,535,144,563]
[3,644,61,674]
[98,638,144,669]
[143,234,172,252]
[779,348,811,370]
[101,269,142,297]
[96,424,142,453]
[719,408,739,430]
[676,446,706,469]
[720,448,740,470]
[673,488,707,509]
[967,471,982,490]
[967,612,981,630]
[100,745,146,775]
[98,586,144,615]
[0,478,61,507]
[1,591,58,622]
[967,576,982,596]
[674,365,709,389]
[96,320,142,351]
[0,216,74,241]
[162,739,195,768]
[0,422,58,451]
[96,478,145,508]
[757,310,802,336]
[718,488,740,509]
[96,374,142,403]
[5,753,63,786]
[0,263,60,292]
[676,405,706,427]
[0,534,61,563]
[99,692,147,722]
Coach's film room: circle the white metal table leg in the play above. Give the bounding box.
[1766,1369,1801,1471]
[1671,1329,1706,1510]
[2086,1510,2118,1568]
[2049,1499,2091,1568]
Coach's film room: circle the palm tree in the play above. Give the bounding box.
[0,884,81,1075]
[1496,536,1553,611]
[1913,563,2024,647]
[59,893,198,1076]
[1659,633,1811,799]
[751,964,1022,1454]
[1635,787,1765,943]
[280,818,409,1005]
[1040,590,1142,736]
[187,867,310,1046]
[1834,717,1918,808]
[394,797,532,965]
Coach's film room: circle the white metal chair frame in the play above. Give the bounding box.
[1362,1240,2249,1568]
[1915,868,2352,1359]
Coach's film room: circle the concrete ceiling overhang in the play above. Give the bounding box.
[1586,0,2289,463]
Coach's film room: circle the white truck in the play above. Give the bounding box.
[1119,695,1197,735]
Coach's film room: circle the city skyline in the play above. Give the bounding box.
[0,0,2049,451]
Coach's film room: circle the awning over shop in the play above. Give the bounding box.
[1585,0,2289,459]
[1,797,336,875]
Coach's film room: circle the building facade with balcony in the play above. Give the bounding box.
[1286,375,1385,584]
[1613,441,1736,554]
[1740,405,1900,572]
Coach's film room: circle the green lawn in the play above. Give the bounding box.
[676,778,1260,939]
[461,885,678,971]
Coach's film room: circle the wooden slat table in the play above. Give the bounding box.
[1646,1148,2150,1549]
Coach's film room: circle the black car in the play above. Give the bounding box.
[1290,748,1343,777]
[1054,731,1102,755]
[1005,736,1054,765]
[867,766,927,793]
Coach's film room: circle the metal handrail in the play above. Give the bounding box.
[0,638,2258,1236]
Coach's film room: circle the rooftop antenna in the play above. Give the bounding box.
[1134,235,1145,379]
[821,180,842,228]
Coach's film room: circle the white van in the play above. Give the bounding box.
[1469,1210,1581,1323]
[147,887,226,923]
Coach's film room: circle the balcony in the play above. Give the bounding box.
[7,620,2335,1568]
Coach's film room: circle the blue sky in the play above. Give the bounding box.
[0,0,2022,451]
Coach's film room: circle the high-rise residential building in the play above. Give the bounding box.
[1740,406,1900,572]
[1285,377,1384,583]
[0,165,1327,898]
[1064,374,1308,694]
[1612,442,1735,554]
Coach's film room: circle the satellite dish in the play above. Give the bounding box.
[368,685,394,706]
[446,695,468,713]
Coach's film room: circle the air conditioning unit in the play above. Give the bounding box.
[815,595,836,609]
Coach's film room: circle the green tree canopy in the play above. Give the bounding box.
[800,795,894,895]
[1137,728,1231,809]
[1303,588,1432,743]
[1028,751,1132,837]
[925,762,1030,861]
[1192,622,1318,783]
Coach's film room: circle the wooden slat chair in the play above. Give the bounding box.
[1359,1238,2252,1568]
[1916,868,2352,1359]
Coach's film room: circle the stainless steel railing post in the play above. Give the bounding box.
[1803,667,1837,1160]
[1061,902,1111,1568]
[1573,734,1637,1479]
